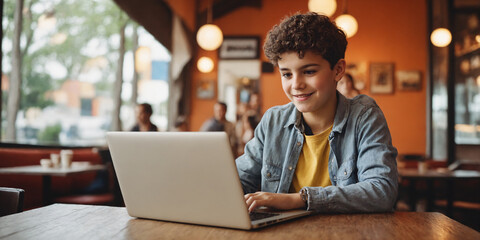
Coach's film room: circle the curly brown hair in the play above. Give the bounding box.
[263,12,347,69]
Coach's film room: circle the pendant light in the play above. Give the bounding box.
[335,0,358,38]
[196,0,223,51]
[430,2,451,47]
[308,0,337,17]
[430,28,452,47]
[197,56,214,73]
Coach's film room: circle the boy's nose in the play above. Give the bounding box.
[292,75,305,89]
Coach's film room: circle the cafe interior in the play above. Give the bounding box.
[1,0,480,236]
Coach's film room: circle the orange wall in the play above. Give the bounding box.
[187,0,427,155]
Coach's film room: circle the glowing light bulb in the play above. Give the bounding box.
[430,28,452,47]
[197,57,214,73]
[308,0,337,17]
[336,14,358,38]
[196,24,223,51]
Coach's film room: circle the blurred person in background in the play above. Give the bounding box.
[201,101,237,156]
[337,73,360,98]
[131,103,158,132]
[236,93,262,155]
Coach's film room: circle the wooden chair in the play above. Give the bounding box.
[0,187,25,217]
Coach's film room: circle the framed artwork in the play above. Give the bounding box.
[196,80,215,99]
[219,36,260,59]
[370,62,394,94]
[396,70,422,91]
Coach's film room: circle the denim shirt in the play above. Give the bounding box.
[235,93,398,213]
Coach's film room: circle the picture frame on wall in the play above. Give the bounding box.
[370,62,394,94]
[219,36,260,59]
[396,70,422,91]
[196,80,215,99]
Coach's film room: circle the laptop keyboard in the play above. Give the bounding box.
[249,212,279,221]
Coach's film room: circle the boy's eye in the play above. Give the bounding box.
[304,70,316,75]
[282,72,292,78]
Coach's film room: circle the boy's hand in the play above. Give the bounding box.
[244,192,306,212]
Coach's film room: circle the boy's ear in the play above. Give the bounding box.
[334,59,346,82]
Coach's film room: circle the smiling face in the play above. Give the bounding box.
[279,51,345,118]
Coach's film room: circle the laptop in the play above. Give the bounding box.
[106,131,311,230]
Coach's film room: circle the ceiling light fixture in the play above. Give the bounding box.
[197,56,214,73]
[196,0,223,51]
[308,0,337,17]
[430,2,451,48]
[430,28,452,47]
[335,0,358,38]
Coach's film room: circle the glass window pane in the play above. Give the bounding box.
[431,0,450,160]
[453,12,480,145]
[1,0,170,146]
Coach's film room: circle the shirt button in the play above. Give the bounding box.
[333,175,336,180]
[266,172,271,178]
[288,166,293,171]
[344,171,347,175]
[297,142,301,146]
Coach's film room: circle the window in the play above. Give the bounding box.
[429,0,480,162]
[1,0,170,146]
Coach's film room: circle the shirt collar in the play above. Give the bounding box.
[283,103,304,132]
[332,91,349,134]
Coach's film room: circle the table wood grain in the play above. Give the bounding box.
[0,204,478,239]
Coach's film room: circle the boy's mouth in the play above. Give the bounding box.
[293,92,314,101]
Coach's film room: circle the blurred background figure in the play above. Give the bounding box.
[337,73,360,99]
[201,102,237,156]
[131,103,158,132]
[236,93,262,156]
[240,115,258,144]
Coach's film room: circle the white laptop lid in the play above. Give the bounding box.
[106,132,252,229]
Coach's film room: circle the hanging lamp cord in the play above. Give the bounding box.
[342,0,348,14]
[207,0,213,24]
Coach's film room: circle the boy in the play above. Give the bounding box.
[236,13,398,213]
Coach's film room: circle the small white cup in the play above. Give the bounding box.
[60,150,73,168]
[50,153,60,168]
[40,159,53,169]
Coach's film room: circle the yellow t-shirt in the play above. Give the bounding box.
[290,124,333,193]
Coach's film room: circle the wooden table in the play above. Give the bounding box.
[0,204,478,239]
[398,168,480,216]
[0,163,106,205]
